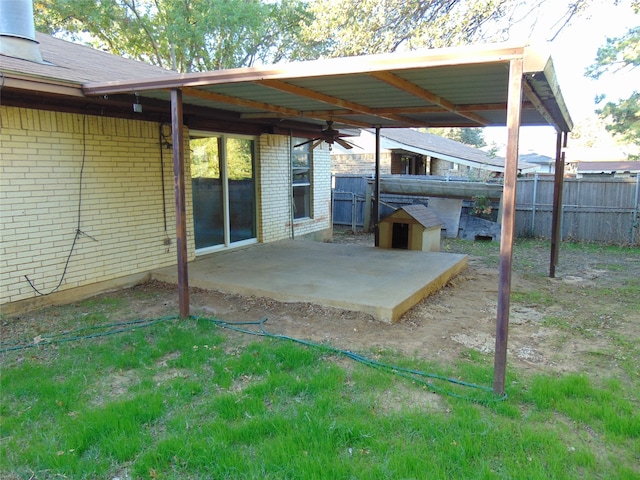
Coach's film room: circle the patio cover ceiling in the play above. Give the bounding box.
[82,43,573,134]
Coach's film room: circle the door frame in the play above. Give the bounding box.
[190,131,258,255]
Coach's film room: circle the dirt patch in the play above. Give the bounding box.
[373,383,444,414]
[3,229,639,382]
[90,369,140,405]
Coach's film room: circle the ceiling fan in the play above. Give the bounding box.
[294,121,358,150]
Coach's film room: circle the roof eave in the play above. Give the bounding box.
[523,46,574,132]
[1,70,84,97]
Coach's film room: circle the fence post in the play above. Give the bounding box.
[364,180,372,233]
[633,174,640,245]
[351,192,357,232]
[531,173,538,236]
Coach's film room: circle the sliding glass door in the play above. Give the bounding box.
[191,134,256,252]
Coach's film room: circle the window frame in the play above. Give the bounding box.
[291,138,313,220]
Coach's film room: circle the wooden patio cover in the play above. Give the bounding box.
[84,43,574,394]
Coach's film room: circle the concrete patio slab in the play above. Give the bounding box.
[151,240,468,323]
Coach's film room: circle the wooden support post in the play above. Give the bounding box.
[549,131,567,278]
[374,127,381,247]
[494,58,523,395]
[171,89,190,318]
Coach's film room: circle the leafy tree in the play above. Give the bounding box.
[585,1,639,147]
[35,0,602,74]
[191,137,254,180]
[298,0,601,57]
[569,115,629,149]
[300,0,513,57]
[427,127,487,147]
[34,0,317,72]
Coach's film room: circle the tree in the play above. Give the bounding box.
[34,0,318,72]
[585,1,639,147]
[427,127,487,148]
[298,0,600,58]
[299,0,513,57]
[568,116,627,149]
[35,0,603,74]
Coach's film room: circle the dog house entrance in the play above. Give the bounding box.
[391,222,409,249]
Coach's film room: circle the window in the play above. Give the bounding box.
[292,139,312,219]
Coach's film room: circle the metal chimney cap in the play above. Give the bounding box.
[0,0,45,63]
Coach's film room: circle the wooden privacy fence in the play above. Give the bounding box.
[516,175,640,245]
[333,174,640,245]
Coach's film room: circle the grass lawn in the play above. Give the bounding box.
[1,239,639,479]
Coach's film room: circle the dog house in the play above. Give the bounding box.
[379,204,443,252]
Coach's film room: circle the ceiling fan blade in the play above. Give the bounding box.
[311,139,325,149]
[335,138,356,150]
[294,138,317,148]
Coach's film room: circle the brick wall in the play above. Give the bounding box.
[1,108,333,309]
[431,157,471,177]
[0,106,194,306]
[257,135,292,242]
[258,134,333,241]
[293,143,332,240]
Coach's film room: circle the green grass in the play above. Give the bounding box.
[2,239,639,479]
[1,316,639,479]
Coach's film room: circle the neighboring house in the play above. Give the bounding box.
[518,152,556,174]
[1,33,331,311]
[332,128,539,178]
[576,161,640,178]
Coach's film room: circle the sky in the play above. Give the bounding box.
[483,0,640,157]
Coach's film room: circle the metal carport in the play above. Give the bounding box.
[83,43,573,394]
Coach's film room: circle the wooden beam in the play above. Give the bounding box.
[241,109,351,119]
[549,131,567,278]
[369,71,490,126]
[171,89,190,318]
[523,81,557,128]
[184,86,372,128]
[240,102,535,119]
[258,79,418,125]
[493,58,523,395]
[183,86,303,118]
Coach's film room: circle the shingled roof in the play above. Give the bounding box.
[379,128,538,173]
[1,33,175,86]
[333,128,538,173]
[396,204,443,229]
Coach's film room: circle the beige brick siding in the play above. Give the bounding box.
[258,135,332,241]
[431,157,471,177]
[1,108,332,308]
[257,135,291,242]
[0,106,194,306]
[294,144,332,238]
